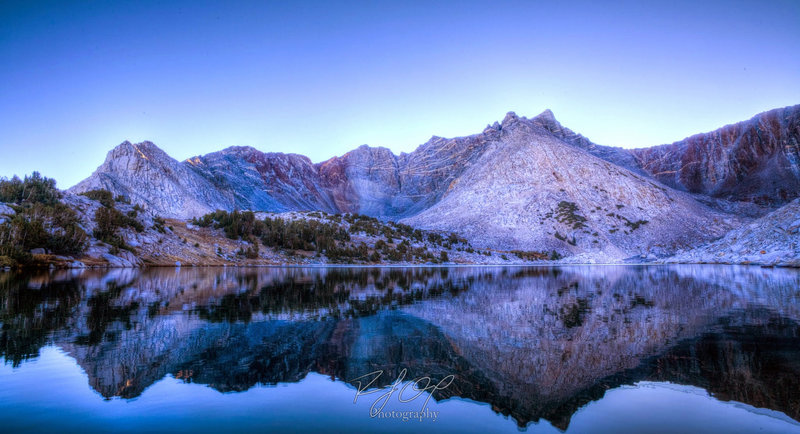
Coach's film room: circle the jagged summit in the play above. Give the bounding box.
[214,145,313,160]
[534,108,557,122]
[502,108,561,130]
[217,145,262,155]
[108,140,165,158]
[98,141,179,173]
[501,111,521,126]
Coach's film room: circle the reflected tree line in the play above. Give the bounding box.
[0,267,496,365]
[193,267,477,322]
[0,272,82,366]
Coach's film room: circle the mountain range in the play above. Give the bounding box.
[68,105,800,263]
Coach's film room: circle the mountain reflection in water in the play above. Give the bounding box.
[1,265,799,431]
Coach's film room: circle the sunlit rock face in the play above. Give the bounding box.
[2,266,799,429]
[69,141,237,219]
[530,109,645,173]
[631,105,800,207]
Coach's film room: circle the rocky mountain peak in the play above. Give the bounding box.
[70,140,237,219]
[531,109,558,128]
[345,144,396,159]
[483,122,502,133]
[219,145,261,155]
[106,140,137,158]
[105,140,170,165]
[402,121,737,260]
[501,111,521,127]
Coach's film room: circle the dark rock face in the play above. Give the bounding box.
[631,105,800,206]
[188,139,490,219]
[190,146,337,213]
[394,132,490,216]
[317,145,402,216]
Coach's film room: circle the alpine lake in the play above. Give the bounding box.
[1,265,799,433]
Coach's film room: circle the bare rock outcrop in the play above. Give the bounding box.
[531,109,645,173]
[188,146,336,213]
[631,105,800,206]
[668,199,800,266]
[317,145,402,215]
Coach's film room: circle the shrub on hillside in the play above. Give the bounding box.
[0,173,87,266]
[79,189,115,208]
[93,206,142,250]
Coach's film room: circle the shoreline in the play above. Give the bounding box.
[3,261,798,271]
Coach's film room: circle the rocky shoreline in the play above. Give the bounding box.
[2,192,797,270]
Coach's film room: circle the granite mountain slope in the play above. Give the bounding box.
[530,104,800,207]
[68,113,520,219]
[182,124,497,219]
[70,141,238,219]
[529,109,645,173]
[401,112,737,259]
[187,147,333,214]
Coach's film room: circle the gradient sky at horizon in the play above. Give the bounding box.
[1,0,799,188]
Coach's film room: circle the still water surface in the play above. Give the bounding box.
[1,265,799,433]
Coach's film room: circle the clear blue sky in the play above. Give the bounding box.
[1,0,799,188]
